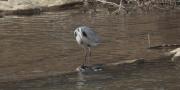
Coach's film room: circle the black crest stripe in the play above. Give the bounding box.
[82,31,87,37]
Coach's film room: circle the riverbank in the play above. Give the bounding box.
[0,0,83,16]
[1,0,180,17]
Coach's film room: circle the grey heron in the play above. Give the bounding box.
[74,26,101,69]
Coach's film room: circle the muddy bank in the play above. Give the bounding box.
[0,0,180,17]
[0,0,83,16]
[0,0,83,10]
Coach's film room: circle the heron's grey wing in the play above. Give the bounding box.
[84,28,101,43]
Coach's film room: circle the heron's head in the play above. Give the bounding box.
[74,27,81,38]
[74,26,87,38]
[74,26,91,38]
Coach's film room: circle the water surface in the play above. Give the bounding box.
[0,9,180,90]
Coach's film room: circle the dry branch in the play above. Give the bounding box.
[95,0,119,7]
[91,0,177,14]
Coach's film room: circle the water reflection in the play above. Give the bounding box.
[77,72,86,89]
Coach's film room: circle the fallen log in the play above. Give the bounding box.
[148,44,180,49]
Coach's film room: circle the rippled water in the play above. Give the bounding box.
[0,9,180,90]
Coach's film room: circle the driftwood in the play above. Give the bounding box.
[148,44,180,49]
[147,33,180,50]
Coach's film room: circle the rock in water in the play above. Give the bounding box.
[76,64,103,72]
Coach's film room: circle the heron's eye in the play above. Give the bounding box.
[74,32,77,37]
[82,31,87,37]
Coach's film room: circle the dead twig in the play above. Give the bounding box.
[96,0,119,7]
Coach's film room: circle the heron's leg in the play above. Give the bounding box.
[83,47,88,66]
[88,47,91,64]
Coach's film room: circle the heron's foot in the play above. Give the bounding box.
[76,64,104,72]
[80,64,89,69]
[76,64,89,72]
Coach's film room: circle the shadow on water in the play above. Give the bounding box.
[0,8,180,90]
